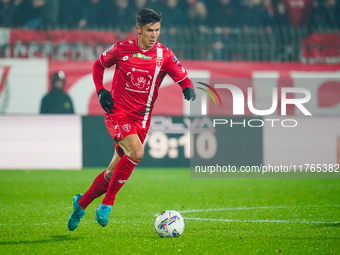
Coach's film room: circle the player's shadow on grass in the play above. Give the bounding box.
[0,235,81,246]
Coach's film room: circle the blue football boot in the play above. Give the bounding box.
[95,204,112,227]
[67,194,85,231]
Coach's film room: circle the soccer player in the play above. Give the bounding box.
[67,8,196,231]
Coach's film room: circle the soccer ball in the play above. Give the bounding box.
[154,210,184,237]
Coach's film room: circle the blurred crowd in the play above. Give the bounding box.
[0,0,339,30]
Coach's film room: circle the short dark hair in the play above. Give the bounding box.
[135,8,162,28]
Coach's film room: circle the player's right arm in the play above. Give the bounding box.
[93,44,119,112]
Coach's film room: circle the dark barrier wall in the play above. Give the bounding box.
[190,117,263,169]
[82,116,115,167]
[82,116,191,168]
[82,116,263,168]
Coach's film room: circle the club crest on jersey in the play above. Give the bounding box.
[156,57,164,67]
[133,52,152,60]
[122,124,131,132]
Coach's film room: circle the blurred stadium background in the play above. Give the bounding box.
[0,0,340,169]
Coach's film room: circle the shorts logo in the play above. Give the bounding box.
[156,57,164,67]
[114,124,122,138]
[122,124,131,132]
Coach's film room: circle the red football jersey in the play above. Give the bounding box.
[282,0,312,27]
[99,38,188,128]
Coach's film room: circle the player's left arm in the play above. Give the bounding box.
[179,77,196,101]
[165,49,196,101]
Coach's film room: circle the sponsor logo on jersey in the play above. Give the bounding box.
[132,68,149,73]
[122,124,131,132]
[127,72,152,90]
[125,87,149,93]
[133,52,153,60]
[136,77,147,89]
[173,55,182,66]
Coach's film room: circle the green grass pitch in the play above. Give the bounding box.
[0,169,339,254]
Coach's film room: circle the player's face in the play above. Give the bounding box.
[136,22,161,50]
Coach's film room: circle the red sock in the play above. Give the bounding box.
[102,155,139,206]
[78,170,110,209]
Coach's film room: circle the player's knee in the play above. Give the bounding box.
[129,147,144,161]
[105,169,113,181]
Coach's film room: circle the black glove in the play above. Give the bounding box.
[182,87,196,101]
[97,89,114,112]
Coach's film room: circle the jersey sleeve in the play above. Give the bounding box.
[99,43,119,68]
[164,49,188,83]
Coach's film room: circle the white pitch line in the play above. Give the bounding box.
[0,222,61,226]
[178,204,340,214]
[184,217,340,224]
